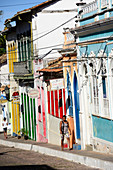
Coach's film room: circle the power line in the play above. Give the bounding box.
[1,43,63,61]
[32,16,76,42]
[5,14,75,46]
[0,1,44,8]
[3,14,75,53]
[4,50,59,61]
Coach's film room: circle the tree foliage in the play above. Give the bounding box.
[0,34,6,56]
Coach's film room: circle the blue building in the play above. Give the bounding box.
[71,0,113,153]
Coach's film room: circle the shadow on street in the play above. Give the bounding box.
[0,165,56,170]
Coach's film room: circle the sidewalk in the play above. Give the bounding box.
[0,133,113,170]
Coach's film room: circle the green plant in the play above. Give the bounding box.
[18,128,28,136]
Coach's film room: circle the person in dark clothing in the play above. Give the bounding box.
[2,117,8,139]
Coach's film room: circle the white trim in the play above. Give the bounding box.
[72,70,77,142]
[53,90,55,116]
[79,36,112,45]
[62,89,64,116]
[23,91,26,131]
[16,102,18,134]
[58,89,60,118]
[13,99,15,134]
[29,95,32,139]
[26,94,29,133]
[32,98,35,140]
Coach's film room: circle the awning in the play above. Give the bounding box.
[0,95,6,100]
[0,95,7,103]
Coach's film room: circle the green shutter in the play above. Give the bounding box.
[21,41,24,61]
[27,39,31,72]
[21,94,24,128]
[24,94,27,132]
[33,99,36,141]
[18,42,21,62]
[30,98,34,139]
[27,95,31,137]
[24,41,27,61]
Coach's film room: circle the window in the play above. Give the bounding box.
[21,41,24,61]
[18,41,21,62]
[102,77,107,98]
[93,76,99,115]
[101,0,108,9]
[24,41,27,61]
[102,76,109,117]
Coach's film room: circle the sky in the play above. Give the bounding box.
[0,0,45,31]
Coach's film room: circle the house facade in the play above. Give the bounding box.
[70,0,113,153]
[32,0,79,143]
[32,0,93,145]
[0,54,9,132]
[3,0,94,147]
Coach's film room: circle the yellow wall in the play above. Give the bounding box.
[8,42,17,73]
[63,32,77,85]
[11,99,20,135]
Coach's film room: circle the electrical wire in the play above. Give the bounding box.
[0,43,63,61]
[3,14,75,50]
[0,1,44,8]
[32,16,76,42]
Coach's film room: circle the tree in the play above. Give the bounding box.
[0,34,6,56]
[0,10,6,56]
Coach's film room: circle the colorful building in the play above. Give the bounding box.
[71,0,113,153]
[59,29,80,145]
[4,27,20,136]
[4,10,34,137]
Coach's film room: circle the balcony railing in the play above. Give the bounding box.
[13,61,32,76]
[82,0,98,15]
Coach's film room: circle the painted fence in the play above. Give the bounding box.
[47,89,66,119]
[21,93,36,141]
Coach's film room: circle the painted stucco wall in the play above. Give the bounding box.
[48,113,61,146]
[92,115,113,143]
[1,64,9,86]
[32,0,93,61]
[0,64,10,132]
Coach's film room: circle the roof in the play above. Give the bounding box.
[48,56,63,66]
[37,68,62,73]
[37,56,63,73]
[71,16,113,33]
[5,0,59,24]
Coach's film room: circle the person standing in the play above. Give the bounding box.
[60,115,71,151]
[2,117,8,139]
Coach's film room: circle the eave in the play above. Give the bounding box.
[71,16,113,37]
[58,48,77,56]
[5,0,60,24]
[37,68,63,73]
[14,74,34,80]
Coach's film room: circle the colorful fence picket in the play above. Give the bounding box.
[47,89,66,119]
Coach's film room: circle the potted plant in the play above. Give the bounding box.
[18,128,28,140]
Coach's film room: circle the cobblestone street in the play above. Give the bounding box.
[0,145,99,170]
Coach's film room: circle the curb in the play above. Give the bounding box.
[0,139,113,170]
